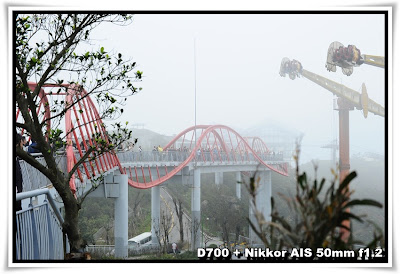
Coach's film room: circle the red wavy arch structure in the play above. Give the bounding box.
[125,125,288,189]
[16,83,288,193]
[16,82,123,194]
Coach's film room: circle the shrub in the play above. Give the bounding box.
[247,146,384,252]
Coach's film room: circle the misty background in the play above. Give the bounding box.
[89,13,385,165]
[89,14,386,234]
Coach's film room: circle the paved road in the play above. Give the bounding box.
[159,186,190,245]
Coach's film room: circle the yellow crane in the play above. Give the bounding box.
[325,41,385,76]
[279,58,385,241]
[279,58,384,118]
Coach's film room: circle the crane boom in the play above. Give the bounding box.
[362,54,385,68]
[301,69,385,117]
[280,58,385,118]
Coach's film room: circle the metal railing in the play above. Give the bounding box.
[15,188,67,260]
[85,244,160,258]
[18,150,285,195]
[116,150,284,164]
[19,154,67,192]
[85,245,115,258]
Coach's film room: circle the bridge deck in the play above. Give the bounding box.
[19,150,286,193]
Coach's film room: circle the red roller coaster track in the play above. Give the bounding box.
[16,83,288,193]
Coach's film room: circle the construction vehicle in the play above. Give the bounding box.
[325,41,385,76]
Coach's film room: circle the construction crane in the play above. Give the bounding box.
[325,41,385,76]
[279,58,385,240]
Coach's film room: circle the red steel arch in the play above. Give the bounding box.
[17,86,288,192]
[247,137,271,156]
[124,125,288,189]
[16,82,124,194]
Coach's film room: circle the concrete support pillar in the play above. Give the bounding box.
[215,172,223,185]
[191,168,201,250]
[151,185,161,245]
[236,172,241,200]
[249,170,271,246]
[114,174,128,258]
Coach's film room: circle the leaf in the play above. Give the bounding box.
[317,178,326,195]
[339,211,363,223]
[338,171,357,193]
[344,199,382,209]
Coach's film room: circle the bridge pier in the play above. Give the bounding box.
[151,185,161,245]
[191,168,201,250]
[249,170,271,246]
[236,172,241,200]
[87,173,128,258]
[113,174,128,259]
[215,172,223,185]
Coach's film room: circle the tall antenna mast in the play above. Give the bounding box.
[194,38,197,166]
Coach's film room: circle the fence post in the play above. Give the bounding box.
[44,199,55,259]
[29,199,40,259]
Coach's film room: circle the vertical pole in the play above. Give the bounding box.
[114,174,128,258]
[151,185,161,245]
[29,199,40,259]
[215,172,223,185]
[194,38,197,167]
[236,172,241,200]
[44,200,55,259]
[191,168,201,250]
[248,170,271,246]
[338,98,351,241]
[202,216,204,248]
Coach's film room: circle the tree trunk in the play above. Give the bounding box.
[63,200,83,252]
[179,217,184,243]
[173,198,185,244]
[52,174,83,252]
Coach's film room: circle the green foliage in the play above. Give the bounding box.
[145,251,198,260]
[166,173,249,242]
[15,14,143,251]
[16,14,142,153]
[146,253,176,260]
[299,156,385,243]
[247,148,384,252]
[78,197,114,244]
[79,187,152,245]
[175,251,199,260]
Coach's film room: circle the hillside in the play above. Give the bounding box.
[129,128,175,151]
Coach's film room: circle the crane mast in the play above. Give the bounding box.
[301,69,385,118]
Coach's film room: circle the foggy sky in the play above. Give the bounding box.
[89,13,385,163]
[5,3,395,273]
[32,13,380,164]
